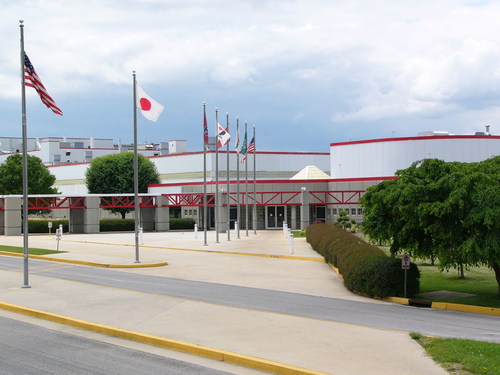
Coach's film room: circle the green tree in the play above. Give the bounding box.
[0,154,58,195]
[335,209,352,229]
[0,154,59,216]
[361,156,500,295]
[85,153,160,219]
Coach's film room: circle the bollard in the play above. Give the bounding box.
[289,232,294,254]
[139,226,144,245]
[194,223,198,239]
[235,222,239,239]
[55,228,62,251]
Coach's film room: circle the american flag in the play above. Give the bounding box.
[241,136,255,163]
[24,53,63,116]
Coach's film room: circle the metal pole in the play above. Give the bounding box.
[236,117,240,239]
[19,20,30,288]
[244,122,249,237]
[215,109,219,243]
[226,112,231,241]
[203,103,208,246]
[132,71,140,263]
[253,125,257,235]
[404,269,408,298]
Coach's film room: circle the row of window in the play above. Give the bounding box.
[181,207,363,218]
[330,207,363,216]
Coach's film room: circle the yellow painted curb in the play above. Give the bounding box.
[0,251,168,268]
[325,261,499,316]
[326,263,343,279]
[431,302,500,316]
[0,301,331,375]
[63,240,324,262]
[384,297,409,305]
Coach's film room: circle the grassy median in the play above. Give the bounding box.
[0,245,62,255]
[411,333,500,375]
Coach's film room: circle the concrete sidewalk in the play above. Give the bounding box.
[0,231,447,375]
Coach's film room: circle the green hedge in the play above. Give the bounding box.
[306,223,420,298]
[169,218,195,230]
[28,219,69,233]
[28,217,196,232]
[100,219,135,232]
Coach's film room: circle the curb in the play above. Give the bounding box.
[0,301,331,375]
[386,298,500,316]
[0,251,168,268]
[63,240,324,262]
[325,260,500,317]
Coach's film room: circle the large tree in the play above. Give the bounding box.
[0,154,58,195]
[85,153,160,218]
[361,156,500,295]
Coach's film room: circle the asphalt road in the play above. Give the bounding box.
[1,256,499,343]
[0,316,234,375]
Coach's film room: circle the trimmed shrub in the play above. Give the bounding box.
[169,218,195,230]
[306,223,420,298]
[100,219,135,232]
[28,219,69,233]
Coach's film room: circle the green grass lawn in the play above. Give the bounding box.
[411,333,500,375]
[0,245,63,255]
[371,240,500,308]
[417,264,500,308]
[291,230,306,238]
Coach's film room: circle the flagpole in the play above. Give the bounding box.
[236,117,240,239]
[132,71,140,263]
[203,103,208,246]
[253,125,257,235]
[244,122,249,237]
[215,108,219,243]
[226,112,231,241]
[19,20,30,288]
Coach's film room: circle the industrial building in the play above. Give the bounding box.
[0,131,498,235]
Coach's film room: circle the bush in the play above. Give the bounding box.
[100,219,135,232]
[306,223,420,298]
[169,217,195,230]
[28,219,69,233]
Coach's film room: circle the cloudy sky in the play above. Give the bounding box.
[1,0,500,152]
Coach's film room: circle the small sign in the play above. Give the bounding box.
[48,221,53,229]
[402,254,411,270]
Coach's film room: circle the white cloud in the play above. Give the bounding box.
[2,0,500,148]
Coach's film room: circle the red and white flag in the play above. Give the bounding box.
[136,84,164,122]
[24,53,63,116]
[217,122,231,149]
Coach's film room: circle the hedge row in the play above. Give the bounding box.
[28,217,196,232]
[306,223,420,298]
[28,219,69,233]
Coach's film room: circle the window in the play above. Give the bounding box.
[332,208,338,215]
[357,208,363,215]
[351,208,356,215]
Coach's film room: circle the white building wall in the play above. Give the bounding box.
[330,135,500,179]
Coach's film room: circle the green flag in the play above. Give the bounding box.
[240,130,248,157]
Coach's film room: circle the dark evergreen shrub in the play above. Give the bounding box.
[306,223,420,298]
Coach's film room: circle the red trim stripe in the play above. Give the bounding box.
[330,135,500,147]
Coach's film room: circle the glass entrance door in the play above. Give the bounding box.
[266,206,285,229]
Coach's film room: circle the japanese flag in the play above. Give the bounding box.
[136,84,164,122]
